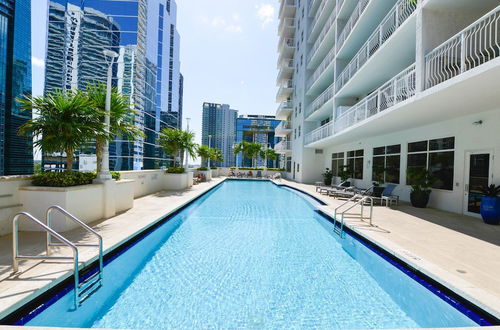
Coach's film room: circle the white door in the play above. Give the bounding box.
[463,151,493,217]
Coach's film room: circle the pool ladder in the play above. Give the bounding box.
[333,195,374,238]
[12,205,103,309]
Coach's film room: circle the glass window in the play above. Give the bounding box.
[331,152,344,177]
[347,149,363,179]
[429,137,455,151]
[372,145,401,183]
[373,146,385,155]
[429,151,454,190]
[408,140,428,152]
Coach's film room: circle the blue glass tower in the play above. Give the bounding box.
[0,0,33,175]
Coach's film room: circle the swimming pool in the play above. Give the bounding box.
[9,180,494,328]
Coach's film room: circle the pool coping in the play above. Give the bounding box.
[0,179,229,324]
[273,180,500,325]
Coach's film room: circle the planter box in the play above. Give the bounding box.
[164,172,193,191]
[211,169,219,178]
[196,170,212,182]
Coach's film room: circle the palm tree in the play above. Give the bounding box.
[18,90,102,172]
[233,141,250,167]
[260,148,277,168]
[86,82,143,172]
[210,148,223,167]
[246,142,262,168]
[197,145,212,167]
[158,128,197,168]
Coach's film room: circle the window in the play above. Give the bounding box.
[297,163,300,172]
[299,102,302,113]
[372,144,401,184]
[331,152,344,177]
[407,137,455,190]
[347,149,364,179]
[298,126,301,137]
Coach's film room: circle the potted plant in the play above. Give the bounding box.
[322,168,333,186]
[338,165,352,187]
[372,164,386,197]
[407,168,436,208]
[479,184,500,225]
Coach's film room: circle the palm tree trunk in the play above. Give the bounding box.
[66,148,74,172]
[95,138,104,173]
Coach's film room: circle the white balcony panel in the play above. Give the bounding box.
[305,83,335,121]
[335,12,416,98]
[276,101,294,120]
[276,58,294,84]
[306,48,335,96]
[278,18,296,38]
[275,140,292,154]
[308,0,335,44]
[306,59,500,148]
[279,0,297,19]
[307,9,336,69]
[308,0,322,18]
[275,121,293,137]
[277,38,295,58]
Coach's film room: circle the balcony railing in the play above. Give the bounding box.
[276,101,293,118]
[335,0,417,93]
[335,64,416,134]
[336,0,370,54]
[425,6,500,89]
[305,122,334,145]
[275,140,292,153]
[305,64,416,145]
[306,47,335,91]
[305,83,334,118]
[278,37,295,52]
[279,0,297,18]
[308,8,336,64]
[278,58,294,69]
[276,121,292,131]
[309,0,334,40]
[278,17,295,35]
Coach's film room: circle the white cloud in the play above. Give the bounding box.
[225,24,243,34]
[255,3,275,28]
[32,56,45,68]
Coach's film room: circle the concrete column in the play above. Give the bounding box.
[100,180,116,219]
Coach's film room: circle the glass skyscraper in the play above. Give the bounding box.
[0,0,33,176]
[44,0,182,171]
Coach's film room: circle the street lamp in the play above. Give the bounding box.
[184,117,191,170]
[208,135,212,168]
[96,49,118,181]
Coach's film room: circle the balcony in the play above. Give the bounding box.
[336,0,370,54]
[279,0,296,19]
[276,79,294,102]
[307,8,336,69]
[308,0,335,44]
[274,140,292,154]
[308,0,321,18]
[305,83,334,121]
[306,48,335,95]
[277,38,295,57]
[276,58,294,83]
[335,0,417,93]
[278,18,295,38]
[425,6,500,89]
[305,64,416,146]
[276,101,293,120]
[275,121,293,137]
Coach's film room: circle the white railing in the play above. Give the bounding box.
[308,8,336,64]
[276,121,292,131]
[335,0,417,93]
[279,18,296,35]
[336,0,370,54]
[279,0,297,18]
[334,64,416,134]
[305,121,334,145]
[308,0,320,16]
[310,0,334,40]
[275,140,292,152]
[278,38,295,52]
[277,100,293,111]
[305,83,334,118]
[306,47,335,90]
[425,6,500,89]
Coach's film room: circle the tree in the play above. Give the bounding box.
[233,141,251,167]
[197,145,212,167]
[158,128,197,168]
[86,82,143,172]
[210,148,223,166]
[246,142,262,168]
[18,90,102,172]
[260,148,277,168]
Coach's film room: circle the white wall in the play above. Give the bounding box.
[321,108,500,214]
[0,176,32,236]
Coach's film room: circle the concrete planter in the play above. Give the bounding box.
[211,168,219,178]
[196,170,212,182]
[164,172,193,191]
[18,180,135,232]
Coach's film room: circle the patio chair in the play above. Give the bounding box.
[247,171,253,178]
[256,171,262,179]
[318,180,348,194]
[228,170,236,177]
[373,184,399,206]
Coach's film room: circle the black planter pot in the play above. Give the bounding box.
[324,178,332,186]
[341,181,351,187]
[373,186,385,198]
[410,191,430,208]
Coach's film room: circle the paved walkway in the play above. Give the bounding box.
[274,180,500,319]
[0,178,225,320]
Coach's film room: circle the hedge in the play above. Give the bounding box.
[32,171,121,187]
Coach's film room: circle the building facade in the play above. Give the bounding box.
[0,0,33,176]
[201,103,238,168]
[236,115,281,168]
[275,0,500,216]
[44,0,182,171]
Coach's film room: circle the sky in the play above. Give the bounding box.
[31,0,280,146]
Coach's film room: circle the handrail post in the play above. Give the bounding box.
[12,216,19,273]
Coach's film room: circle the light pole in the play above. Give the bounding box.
[184,117,191,170]
[208,135,212,168]
[96,49,118,181]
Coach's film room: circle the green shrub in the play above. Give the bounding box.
[210,166,217,169]
[166,167,185,174]
[197,167,208,171]
[267,168,286,172]
[33,171,121,187]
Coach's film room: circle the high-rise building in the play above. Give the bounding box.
[201,102,237,168]
[44,0,182,171]
[276,0,500,216]
[0,0,33,176]
[235,115,281,168]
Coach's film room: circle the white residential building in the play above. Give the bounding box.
[275,0,500,216]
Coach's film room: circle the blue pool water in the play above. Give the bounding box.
[25,181,481,328]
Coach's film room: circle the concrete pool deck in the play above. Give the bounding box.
[0,177,499,326]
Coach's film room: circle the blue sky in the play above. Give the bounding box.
[31,0,280,145]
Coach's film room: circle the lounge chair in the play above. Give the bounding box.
[328,186,373,200]
[318,180,349,194]
[256,171,262,179]
[372,184,399,206]
[247,171,253,178]
[228,170,236,177]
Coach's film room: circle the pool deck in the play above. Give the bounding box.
[0,177,499,327]
[274,179,500,321]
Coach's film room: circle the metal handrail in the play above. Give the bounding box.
[12,212,80,308]
[46,205,103,281]
[332,195,374,237]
